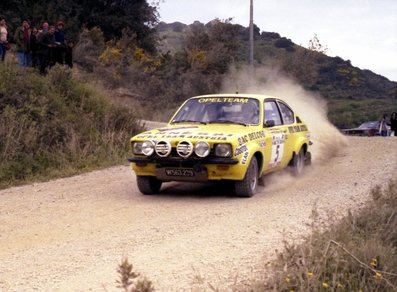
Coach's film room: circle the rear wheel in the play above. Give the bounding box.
[235,156,258,197]
[136,176,162,195]
[290,148,305,176]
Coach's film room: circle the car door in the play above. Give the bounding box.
[263,100,288,172]
[276,100,296,163]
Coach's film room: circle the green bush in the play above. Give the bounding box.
[274,37,295,52]
[0,63,141,188]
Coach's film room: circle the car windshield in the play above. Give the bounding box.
[171,97,260,125]
[358,121,378,129]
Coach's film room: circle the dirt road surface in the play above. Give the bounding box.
[1,136,396,291]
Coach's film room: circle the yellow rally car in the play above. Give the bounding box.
[128,94,312,197]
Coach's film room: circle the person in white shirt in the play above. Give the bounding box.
[0,16,8,61]
[379,114,389,137]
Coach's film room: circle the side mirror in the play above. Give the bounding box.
[264,120,275,127]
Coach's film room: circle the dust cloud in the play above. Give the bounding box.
[221,66,348,164]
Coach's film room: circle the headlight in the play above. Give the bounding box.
[194,141,210,157]
[142,140,155,156]
[132,142,143,155]
[215,143,232,157]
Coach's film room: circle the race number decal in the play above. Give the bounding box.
[269,133,285,168]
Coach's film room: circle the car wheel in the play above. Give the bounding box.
[136,176,162,195]
[235,156,258,197]
[290,148,305,176]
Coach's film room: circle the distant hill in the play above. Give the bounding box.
[156,21,397,128]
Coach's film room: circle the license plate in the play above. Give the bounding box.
[165,168,194,177]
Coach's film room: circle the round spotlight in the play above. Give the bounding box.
[155,140,172,157]
[177,141,193,158]
[194,141,210,157]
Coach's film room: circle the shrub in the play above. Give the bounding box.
[116,258,154,292]
[0,63,141,188]
[274,37,295,52]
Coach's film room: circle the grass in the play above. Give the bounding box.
[260,179,397,292]
[0,63,141,189]
[116,258,154,292]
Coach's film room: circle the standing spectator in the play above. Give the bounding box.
[390,112,397,137]
[36,21,49,68]
[54,20,66,64]
[14,19,32,67]
[65,39,75,68]
[41,22,49,34]
[0,16,8,62]
[379,114,389,137]
[39,25,56,74]
[30,27,40,67]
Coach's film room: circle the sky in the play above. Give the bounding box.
[157,0,397,82]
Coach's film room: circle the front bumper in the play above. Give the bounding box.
[127,156,239,166]
[128,156,244,181]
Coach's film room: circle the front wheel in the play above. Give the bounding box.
[136,176,162,195]
[235,156,259,197]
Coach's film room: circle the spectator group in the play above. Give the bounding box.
[0,16,74,74]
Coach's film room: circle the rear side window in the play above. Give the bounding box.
[278,101,294,124]
[264,101,282,126]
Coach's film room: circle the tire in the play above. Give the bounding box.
[136,176,162,195]
[235,156,258,197]
[290,148,305,176]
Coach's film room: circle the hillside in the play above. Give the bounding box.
[0,63,141,188]
[1,2,395,129]
[156,21,397,128]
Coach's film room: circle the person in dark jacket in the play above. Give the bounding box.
[65,39,75,68]
[54,20,66,65]
[30,27,40,67]
[39,25,56,74]
[390,112,397,137]
[36,21,49,69]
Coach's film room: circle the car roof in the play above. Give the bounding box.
[191,93,280,102]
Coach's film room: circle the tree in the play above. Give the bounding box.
[308,33,328,54]
[0,0,159,52]
[184,19,242,73]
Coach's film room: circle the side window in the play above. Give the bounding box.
[264,101,282,126]
[278,102,295,125]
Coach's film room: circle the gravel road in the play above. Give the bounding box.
[0,136,396,292]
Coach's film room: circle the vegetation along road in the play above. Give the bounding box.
[0,136,396,291]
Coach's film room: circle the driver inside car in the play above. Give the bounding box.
[241,102,259,124]
[205,104,221,122]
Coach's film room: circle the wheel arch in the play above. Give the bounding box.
[293,141,308,157]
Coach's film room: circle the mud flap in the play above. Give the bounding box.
[258,175,266,186]
[305,151,312,166]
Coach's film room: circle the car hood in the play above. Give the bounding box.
[132,124,265,142]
